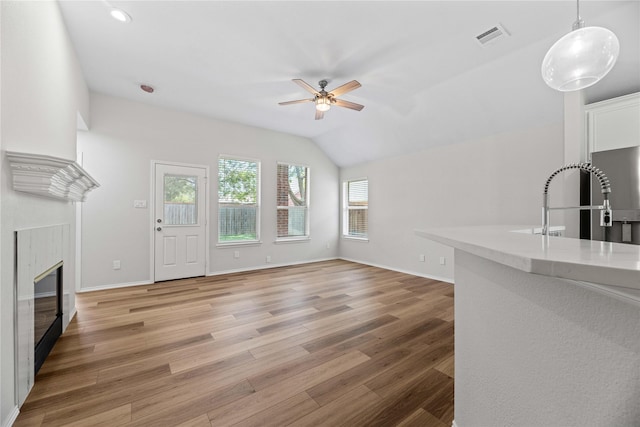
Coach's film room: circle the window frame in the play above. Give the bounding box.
[276,162,311,242]
[217,155,261,246]
[342,177,369,241]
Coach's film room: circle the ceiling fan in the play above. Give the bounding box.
[279,79,364,120]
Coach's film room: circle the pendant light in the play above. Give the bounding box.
[541,0,619,92]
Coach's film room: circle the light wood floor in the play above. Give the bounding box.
[15,260,454,427]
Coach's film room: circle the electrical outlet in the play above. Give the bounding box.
[234,251,240,259]
[439,257,446,265]
[133,200,147,208]
[419,254,425,262]
[112,260,121,270]
[266,255,271,263]
[326,242,331,249]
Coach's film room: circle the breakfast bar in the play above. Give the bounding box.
[417,226,640,426]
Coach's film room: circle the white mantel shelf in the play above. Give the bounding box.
[6,151,99,202]
[416,225,640,291]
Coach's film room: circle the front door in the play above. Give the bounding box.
[154,162,207,282]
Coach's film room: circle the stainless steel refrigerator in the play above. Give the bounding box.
[588,146,640,245]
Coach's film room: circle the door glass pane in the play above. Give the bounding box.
[164,174,197,225]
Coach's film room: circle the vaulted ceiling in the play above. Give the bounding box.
[58,1,640,167]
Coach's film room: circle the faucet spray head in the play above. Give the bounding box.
[600,196,612,227]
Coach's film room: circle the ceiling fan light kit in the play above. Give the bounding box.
[315,97,331,112]
[279,78,364,120]
[542,0,619,92]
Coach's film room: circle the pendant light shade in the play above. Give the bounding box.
[542,27,619,91]
[541,0,620,92]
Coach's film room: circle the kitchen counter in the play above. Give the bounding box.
[417,225,640,426]
[416,225,640,300]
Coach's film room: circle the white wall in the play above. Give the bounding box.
[78,93,339,290]
[339,122,564,282]
[0,1,89,424]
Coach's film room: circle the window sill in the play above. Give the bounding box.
[342,236,369,242]
[274,237,311,244]
[216,240,263,248]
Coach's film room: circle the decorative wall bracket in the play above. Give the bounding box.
[6,151,99,202]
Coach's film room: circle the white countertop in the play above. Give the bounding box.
[416,225,640,291]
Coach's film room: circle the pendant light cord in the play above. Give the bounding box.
[573,0,585,30]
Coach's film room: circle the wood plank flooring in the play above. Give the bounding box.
[14,260,454,427]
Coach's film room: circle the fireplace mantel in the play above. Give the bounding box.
[6,151,99,202]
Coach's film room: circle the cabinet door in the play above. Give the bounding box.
[586,92,640,156]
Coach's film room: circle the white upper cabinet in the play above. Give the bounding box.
[585,92,640,157]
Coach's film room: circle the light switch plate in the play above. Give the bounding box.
[134,200,147,208]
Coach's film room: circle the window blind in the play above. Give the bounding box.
[218,157,260,242]
[345,179,368,238]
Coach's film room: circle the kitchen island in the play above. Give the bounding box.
[417,226,640,427]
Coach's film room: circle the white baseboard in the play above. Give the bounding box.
[77,280,152,293]
[77,258,340,292]
[76,257,445,292]
[206,257,339,277]
[339,257,454,284]
[452,420,458,427]
[2,406,19,427]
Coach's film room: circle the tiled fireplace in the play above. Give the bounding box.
[16,224,70,406]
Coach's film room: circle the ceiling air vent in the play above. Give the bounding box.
[475,24,510,47]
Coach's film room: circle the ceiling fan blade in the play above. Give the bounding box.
[315,109,324,120]
[293,79,320,95]
[278,99,314,106]
[328,80,361,97]
[333,99,365,111]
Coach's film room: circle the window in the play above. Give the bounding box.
[277,163,309,239]
[218,157,260,243]
[343,179,368,239]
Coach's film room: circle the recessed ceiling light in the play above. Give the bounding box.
[140,84,154,94]
[110,8,132,23]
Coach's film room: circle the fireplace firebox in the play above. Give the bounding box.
[33,261,63,374]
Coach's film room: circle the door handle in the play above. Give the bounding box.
[157,219,162,223]
[156,227,162,231]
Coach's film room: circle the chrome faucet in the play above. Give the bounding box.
[542,162,612,236]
